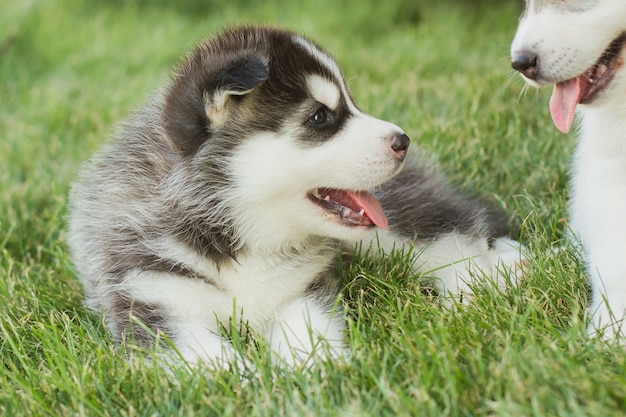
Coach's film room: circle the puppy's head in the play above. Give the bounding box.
[510,0,626,132]
[163,26,409,248]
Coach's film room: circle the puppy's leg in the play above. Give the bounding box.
[167,323,240,368]
[372,230,524,299]
[586,249,626,341]
[110,271,241,368]
[368,152,525,301]
[267,297,346,366]
[570,152,626,341]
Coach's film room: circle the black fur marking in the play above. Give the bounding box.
[164,53,269,157]
[168,215,240,262]
[374,156,509,241]
[109,296,172,349]
[157,153,244,262]
[305,266,341,308]
[218,55,269,94]
[115,254,219,288]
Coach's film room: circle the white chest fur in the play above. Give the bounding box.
[123,237,337,329]
[571,105,626,336]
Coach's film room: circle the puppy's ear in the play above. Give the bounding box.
[205,55,269,127]
[164,54,269,156]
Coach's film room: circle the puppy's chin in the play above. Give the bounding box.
[314,219,379,243]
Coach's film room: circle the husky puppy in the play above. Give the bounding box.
[511,1,626,340]
[69,25,522,368]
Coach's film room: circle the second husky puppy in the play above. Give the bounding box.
[511,0,626,340]
[69,25,523,368]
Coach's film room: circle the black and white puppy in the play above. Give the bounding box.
[68,25,523,368]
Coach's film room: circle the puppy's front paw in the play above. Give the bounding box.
[434,237,527,305]
[487,237,529,288]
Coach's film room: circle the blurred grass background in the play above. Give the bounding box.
[2,0,624,416]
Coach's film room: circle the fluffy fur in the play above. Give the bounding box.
[511,0,626,340]
[68,25,523,368]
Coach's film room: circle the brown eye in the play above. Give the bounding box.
[308,107,328,125]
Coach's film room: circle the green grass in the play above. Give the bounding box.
[2,0,625,415]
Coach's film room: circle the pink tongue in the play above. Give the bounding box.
[549,78,583,134]
[324,189,389,229]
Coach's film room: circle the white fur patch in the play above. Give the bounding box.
[292,34,359,114]
[307,75,340,110]
[570,106,626,338]
[268,297,346,366]
[292,35,343,84]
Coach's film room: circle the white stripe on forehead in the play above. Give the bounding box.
[306,75,340,110]
[291,34,360,114]
[291,35,343,81]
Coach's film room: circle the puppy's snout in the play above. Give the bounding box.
[511,50,539,80]
[390,133,410,159]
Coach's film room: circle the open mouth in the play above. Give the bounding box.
[550,35,626,133]
[308,187,388,229]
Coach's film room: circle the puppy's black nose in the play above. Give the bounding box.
[511,51,539,80]
[390,133,410,158]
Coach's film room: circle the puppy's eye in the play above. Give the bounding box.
[308,107,328,125]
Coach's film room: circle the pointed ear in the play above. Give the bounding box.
[205,55,269,126]
[164,52,269,156]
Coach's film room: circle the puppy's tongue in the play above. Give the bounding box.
[324,189,389,229]
[549,78,583,134]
